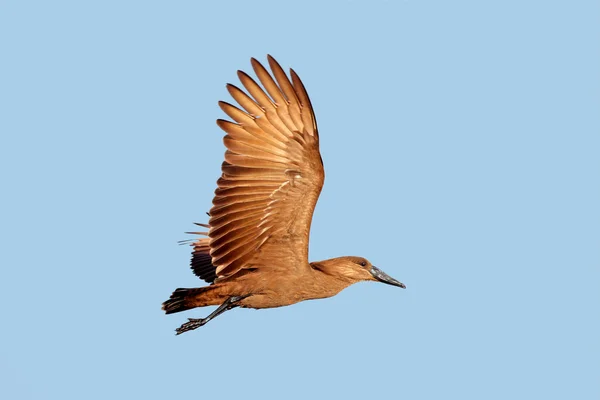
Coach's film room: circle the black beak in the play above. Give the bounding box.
[370,266,406,288]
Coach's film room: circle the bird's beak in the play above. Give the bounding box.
[370,266,406,288]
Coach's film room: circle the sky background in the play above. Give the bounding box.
[1,1,598,399]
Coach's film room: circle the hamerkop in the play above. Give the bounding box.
[162,55,405,334]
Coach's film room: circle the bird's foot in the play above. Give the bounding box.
[175,318,207,335]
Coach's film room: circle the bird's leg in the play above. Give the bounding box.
[175,295,248,335]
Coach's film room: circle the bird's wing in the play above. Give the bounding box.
[190,236,218,283]
[208,55,324,280]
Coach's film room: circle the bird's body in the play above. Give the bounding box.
[162,56,405,334]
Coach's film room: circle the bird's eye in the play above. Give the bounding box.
[360,261,367,267]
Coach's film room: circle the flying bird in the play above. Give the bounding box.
[162,55,405,334]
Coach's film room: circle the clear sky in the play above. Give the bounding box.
[1,1,598,399]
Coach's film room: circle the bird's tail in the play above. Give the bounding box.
[162,286,223,314]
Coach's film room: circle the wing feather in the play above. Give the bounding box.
[226,84,264,116]
[237,71,277,111]
[208,56,324,279]
[223,138,294,163]
[217,119,288,151]
[267,55,304,129]
[208,208,265,228]
[218,101,256,125]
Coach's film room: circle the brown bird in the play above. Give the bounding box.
[162,55,405,334]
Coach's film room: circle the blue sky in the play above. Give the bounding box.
[1,1,598,399]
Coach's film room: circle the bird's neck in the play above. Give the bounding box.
[307,261,356,297]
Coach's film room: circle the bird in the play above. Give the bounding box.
[162,55,406,334]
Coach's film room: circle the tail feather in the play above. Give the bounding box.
[162,287,211,314]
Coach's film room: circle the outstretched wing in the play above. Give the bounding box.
[208,55,324,280]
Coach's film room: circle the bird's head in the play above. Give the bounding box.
[314,256,406,288]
